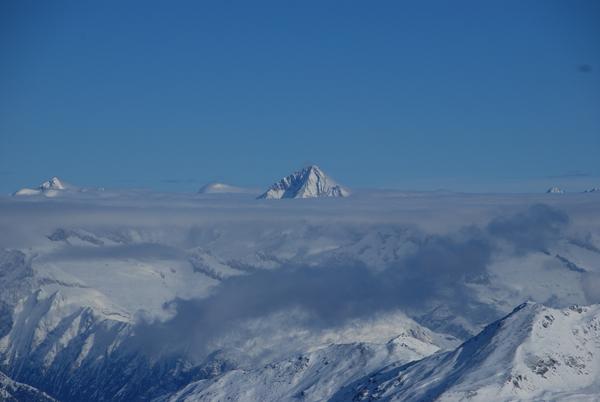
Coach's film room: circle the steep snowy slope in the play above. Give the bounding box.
[336,303,600,402]
[168,328,440,402]
[0,243,223,401]
[0,370,57,402]
[258,165,350,199]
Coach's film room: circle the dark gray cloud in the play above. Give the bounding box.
[42,243,184,261]
[134,227,496,359]
[582,272,600,304]
[487,204,569,254]
[134,263,384,357]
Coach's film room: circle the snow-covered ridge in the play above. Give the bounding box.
[337,302,600,402]
[0,370,57,401]
[258,165,350,199]
[169,337,439,402]
[157,302,600,402]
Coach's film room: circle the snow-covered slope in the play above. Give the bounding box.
[168,327,440,402]
[547,186,565,194]
[337,302,600,402]
[0,370,56,402]
[258,165,350,199]
[13,177,68,197]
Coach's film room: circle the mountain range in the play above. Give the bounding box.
[11,170,600,197]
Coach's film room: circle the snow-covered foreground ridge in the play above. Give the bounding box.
[169,322,442,402]
[0,191,600,401]
[332,303,600,402]
[0,370,56,401]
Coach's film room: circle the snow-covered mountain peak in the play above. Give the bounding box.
[258,165,350,199]
[13,176,69,197]
[584,187,600,193]
[546,186,565,194]
[40,177,66,191]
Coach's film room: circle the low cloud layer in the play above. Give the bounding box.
[582,272,600,304]
[133,203,577,360]
[1,193,598,365]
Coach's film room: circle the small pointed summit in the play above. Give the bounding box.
[258,165,350,199]
[40,177,66,191]
[546,186,565,194]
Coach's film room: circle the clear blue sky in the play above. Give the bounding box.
[1,0,599,193]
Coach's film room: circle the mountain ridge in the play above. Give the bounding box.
[333,302,600,402]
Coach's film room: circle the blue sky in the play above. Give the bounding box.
[1,0,599,193]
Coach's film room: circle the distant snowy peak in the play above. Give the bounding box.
[546,186,565,194]
[258,165,350,199]
[584,187,600,193]
[13,176,69,197]
[198,182,253,194]
[40,176,66,191]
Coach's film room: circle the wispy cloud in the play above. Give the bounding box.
[160,178,199,184]
[546,170,591,179]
